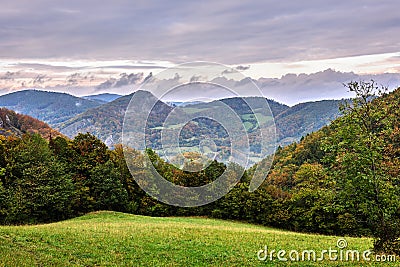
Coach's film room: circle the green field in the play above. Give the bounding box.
[0,211,397,266]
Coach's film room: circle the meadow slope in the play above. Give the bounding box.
[0,211,397,266]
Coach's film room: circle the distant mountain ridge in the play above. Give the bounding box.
[83,93,122,103]
[0,90,102,126]
[57,91,342,148]
[0,89,344,149]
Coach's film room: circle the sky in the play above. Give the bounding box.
[1,0,400,104]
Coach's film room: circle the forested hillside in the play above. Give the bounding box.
[0,89,343,149]
[275,99,343,145]
[0,108,63,139]
[246,82,400,253]
[59,90,173,146]
[58,91,341,148]
[0,90,102,125]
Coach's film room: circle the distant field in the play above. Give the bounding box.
[0,211,397,266]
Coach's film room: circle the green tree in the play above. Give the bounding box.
[3,134,75,223]
[68,133,110,213]
[111,144,145,213]
[88,161,129,211]
[324,80,400,254]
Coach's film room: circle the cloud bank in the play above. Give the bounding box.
[0,1,399,64]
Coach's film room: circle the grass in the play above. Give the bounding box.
[0,211,397,266]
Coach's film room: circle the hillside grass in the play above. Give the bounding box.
[0,211,397,266]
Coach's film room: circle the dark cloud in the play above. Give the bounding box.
[0,1,399,63]
[66,72,95,85]
[221,68,236,75]
[236,65,250,71]
[32,74,51,85]
[67,73,82,85]
[96,72,144,90]
[143,72,153,83]
[0,71,21,81]
[190,75,202,82]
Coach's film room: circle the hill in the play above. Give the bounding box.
[0,89,341,150]
[0,211,386,266]
[275,99,343,146]
[83,93,122,103]
[0,108,63,139]
[58,91,341,149]
[0,90,102,126]
[59,90,173,146]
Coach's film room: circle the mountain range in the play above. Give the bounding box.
[0,89,344,148]
[83,93,122,103]
[0,90,102,126]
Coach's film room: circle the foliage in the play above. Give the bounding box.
[1,134,74,223]
[58,91,341,149]
[0,108,63,139]
[323,80,400,253]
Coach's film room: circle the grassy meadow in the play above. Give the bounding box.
[0,211,397,266]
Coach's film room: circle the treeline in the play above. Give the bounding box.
[0,132,228,223]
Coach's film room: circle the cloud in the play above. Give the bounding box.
[32,74,51,85]
[236,65,250,71]
[190,75,202,82]
[13,63,84,72]
[95,72,144,90]
[92,65,167,70]
[66,72,95,85]
[0,1,399,64]
[154,68,400,105]
[0,71,21,81]
[143,72,153,83]
[255,69,400,105]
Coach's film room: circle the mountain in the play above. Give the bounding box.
[57,91,340,152]
[58,90,173,146]
[274,99,343,146]
[0,90,102,126]
[0,107,63,139]
[59,93,289,147]
[83,93,122,103]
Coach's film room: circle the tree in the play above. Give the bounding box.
[88,161,129,211]
[68,133,111,213]
[324,80,400,254]
[2,134,75,223]
[111,144,145,213]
